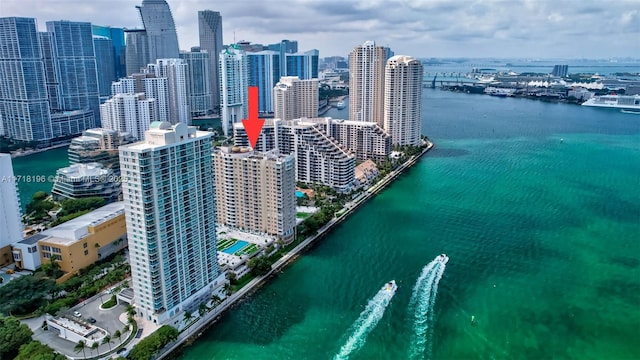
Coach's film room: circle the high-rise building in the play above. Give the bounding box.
[267,39,298,78]
[51,163,122,203]
[219,45,248,136]
[247,50,280,113]
[213,147,297,243]
[313,118,391,162]
[46,21,100,126]
[0,154,23,266]
[273,76,318,121]
[135,0,180,61]
[68,128,135,175]
[147,59,190,125]
[124,29,149,75]
[93,36,116,99]
[198,10,223,110]
[39,31,59,111]
[180,49,213,117]
[50,109,95,138]
[100,93,156,140]
[285,49,319,80]
[234,119,355,192]
[551,64,569,77]
[120,121,225,324]
[349,41,386,127]
[112,73,170,123]
[92,25,126,78]
[0,17,53,142]
[384,55,423,146]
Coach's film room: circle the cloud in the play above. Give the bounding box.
[0,0,637,58]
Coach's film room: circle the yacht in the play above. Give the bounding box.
[336,101,346,109]
[384,280,397,292]
[581,94,640,111]
[436,254,449,265]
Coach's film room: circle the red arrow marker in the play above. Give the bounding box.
[241,86,264,149]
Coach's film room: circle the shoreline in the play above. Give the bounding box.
[8,142,70,159]
[156,141,434,359]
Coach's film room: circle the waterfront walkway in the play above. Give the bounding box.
[155,141,434,359]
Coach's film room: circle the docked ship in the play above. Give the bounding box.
[436,254,449,265]
[384,280,397,292]
[581,94,640,111]
[336,101,346,109]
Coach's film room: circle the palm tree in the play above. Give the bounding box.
[102,334,112,351]
[90,342,99,356]
[74,340,87,359]
[113,329,122,344]
[183,311,192,324]
[198,303,208,317]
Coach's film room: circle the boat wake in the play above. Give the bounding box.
[408,254,448,360]
[335,281,398,360]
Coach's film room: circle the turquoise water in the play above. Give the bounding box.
[222,241,249,254]
[178,89,640,359]
[296,191,305,198]
[10,146,69,211]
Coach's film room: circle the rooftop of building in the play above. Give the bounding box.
[39,202,125,245]
[56,163,110,178]
[17,233,48,246]
[124,122,210,151]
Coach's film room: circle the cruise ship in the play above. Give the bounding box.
[581,94,640,111]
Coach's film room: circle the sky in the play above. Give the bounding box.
[1,0,639,59]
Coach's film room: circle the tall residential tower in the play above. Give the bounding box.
[349,41,386,127]
[384,55,423,146]
[119,121,225,324]
[219,45,248,136]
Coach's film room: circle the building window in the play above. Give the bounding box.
[84,250,89,256]
[83,242,88,249]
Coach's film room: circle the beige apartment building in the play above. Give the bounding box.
[213,147,297,244]
[273,76,318,121]
[349,41,386,127]
[384,55,424,146]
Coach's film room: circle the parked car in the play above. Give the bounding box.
[73,311,81,317]
[88,317,97,324]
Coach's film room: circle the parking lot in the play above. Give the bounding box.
[33,290,128,358]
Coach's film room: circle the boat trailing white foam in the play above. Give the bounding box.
[335,280,398,360]
[408,254,448,360]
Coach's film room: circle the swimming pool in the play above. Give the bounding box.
[221,240,249,254]
[296,191,305,198]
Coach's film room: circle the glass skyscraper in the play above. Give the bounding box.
[136,0,180,61]
[93,36,116,99]
[285,49,319,80]
[180,48,213,117]
[0,17,52,141]
[198,10,223,110]
[46,21,100,127]
[219,45,248,136]
[247,50,280,113]
[92,25,126,79]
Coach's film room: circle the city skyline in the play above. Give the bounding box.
[2,0,637,59]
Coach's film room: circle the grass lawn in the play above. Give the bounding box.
[217,238,236,251]
[235,243,260,256]
[296,212,310,219]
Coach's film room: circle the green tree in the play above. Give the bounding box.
[198,303,208,318]
[183,311,192,324]
[73,340,87,359]
[127,325,178,360]
[101,334,112,351]
[32,191,48,201]
[247,256,272,276]
[90,341,99,355]
[0,316,33,359]
[0,275,58,315]
[15,340,66,360]
[113,329,122,344]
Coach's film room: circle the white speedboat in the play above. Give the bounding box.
[581,94,640,111]
[336,101,346,109]
[384,280,397,292]
[436,254,449,265]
